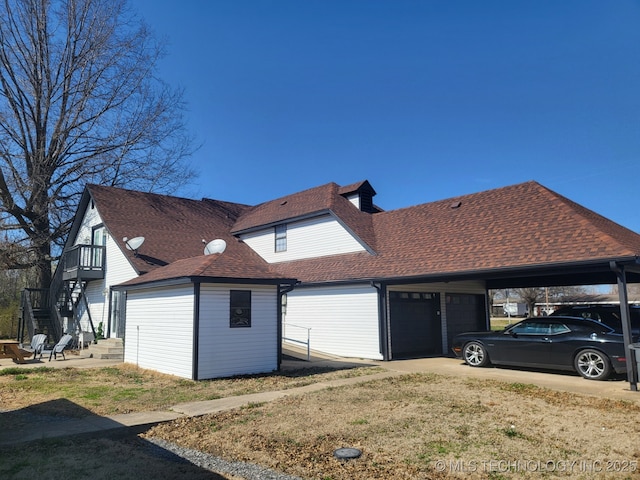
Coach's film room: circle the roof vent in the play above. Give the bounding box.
[280,200,288,206]
[450,201,462,209]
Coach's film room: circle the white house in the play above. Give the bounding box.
[21,180,640,379]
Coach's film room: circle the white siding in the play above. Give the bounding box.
[103,233,138,337]
[345,194,360,209]
[74,202,102,245]
[240,214,365,263]
[70,203,137,337]
[77,281,108,334]
[285,285,382,360]
[124,285,195,379]
[197,284,278,379]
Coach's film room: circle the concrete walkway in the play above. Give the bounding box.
[2,353,639,446]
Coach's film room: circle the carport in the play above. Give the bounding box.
[481,258,640,391]
[378,258,640,390]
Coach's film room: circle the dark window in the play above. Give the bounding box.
[549,323,571,335]
[230,290,251,328]
[510,322,551,335]
[275,224,287,252]
[390,291,435,301]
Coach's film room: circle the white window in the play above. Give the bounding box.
[275,224,287,252]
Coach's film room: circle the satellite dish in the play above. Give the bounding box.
[204,239,226,255]
[123,236,145,251]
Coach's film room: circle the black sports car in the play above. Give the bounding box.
[451,316,635,380]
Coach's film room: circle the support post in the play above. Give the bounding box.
[611,262,638,392]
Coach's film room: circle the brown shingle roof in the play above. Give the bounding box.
[87,180,640,287]
[338,180,376,196]
[87,185,268,278]
[231,182,377,252]
[118,249,293,287]
[270,181,640,283]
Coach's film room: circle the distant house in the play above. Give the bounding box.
[19,180,640,379]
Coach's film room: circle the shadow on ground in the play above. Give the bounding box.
[0,399,228,479]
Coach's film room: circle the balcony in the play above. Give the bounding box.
[61,244,105,281]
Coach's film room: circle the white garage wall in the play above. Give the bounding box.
[124,284,195,379]
[197,283,279,379]
[284,284,382,360]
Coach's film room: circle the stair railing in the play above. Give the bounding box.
[48,252,67,342]
[69,281,97,340]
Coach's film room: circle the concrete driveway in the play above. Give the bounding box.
[380,356,640,404]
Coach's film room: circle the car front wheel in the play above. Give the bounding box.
[463,341,490,367]
[574,349,611,380]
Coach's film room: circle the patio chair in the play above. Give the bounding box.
[19,334,47,360]
[46,334,73,361]
[25,334,48,360]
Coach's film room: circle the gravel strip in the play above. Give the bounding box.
[145,437,304,480]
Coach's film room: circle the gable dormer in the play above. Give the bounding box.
[230,182,378,263]
[338,180,380,213]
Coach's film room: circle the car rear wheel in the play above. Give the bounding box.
[574,349,611,380]
[463,341,490,367]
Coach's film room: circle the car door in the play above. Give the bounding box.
[538,321,575,368]
[493,321,553,366]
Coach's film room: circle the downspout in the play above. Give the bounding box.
[192,281,201,381]
[483,289,491,330]
[371,281,389,361]
[610,261,637,392]
[278,281,298,370]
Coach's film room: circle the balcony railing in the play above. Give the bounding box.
[61,244,105,280]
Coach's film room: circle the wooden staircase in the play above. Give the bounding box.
[81,338,124,360]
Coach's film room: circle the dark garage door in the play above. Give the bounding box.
[389,291,441,358]
[445,293,487,354]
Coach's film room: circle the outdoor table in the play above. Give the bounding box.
[0,339,33,364]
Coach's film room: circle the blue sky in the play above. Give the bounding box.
[131,0,640,233]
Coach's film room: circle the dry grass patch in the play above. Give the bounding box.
[0,363,382,417]
[145,373,640,479]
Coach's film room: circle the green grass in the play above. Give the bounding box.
[0,366,55,376]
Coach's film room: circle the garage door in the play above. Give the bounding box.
[389,291,441,358]
[445,293,486,354]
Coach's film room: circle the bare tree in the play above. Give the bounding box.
[0,0,196,289]
[611,283,640,296]
[513,287,543,317]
